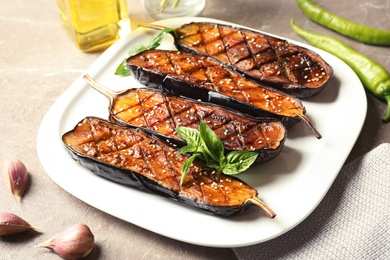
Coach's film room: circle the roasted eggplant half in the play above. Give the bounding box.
[142,22,333,98]
[126,49,321,138]
[62,117,276,217]
[84,75,287,164]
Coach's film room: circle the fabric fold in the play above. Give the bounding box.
[233,143,390,260]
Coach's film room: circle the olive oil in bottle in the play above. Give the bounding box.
[56,0,131,52]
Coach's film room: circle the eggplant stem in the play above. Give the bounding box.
[247,197,276,218]
[83,74,126,106]
[138,23,168,31]
[298,114,322,139]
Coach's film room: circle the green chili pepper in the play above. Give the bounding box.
[296,0,390,46]
[290,20,390,122]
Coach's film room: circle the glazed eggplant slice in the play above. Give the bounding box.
[62,117,276,217]
[142,22,333,98]
[84,75,287,164]
[126,49,321,139]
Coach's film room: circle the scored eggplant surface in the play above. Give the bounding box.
[126,49,321,138]
[84,75,287,164]
[172,22,333,98]
[62,117,276,217]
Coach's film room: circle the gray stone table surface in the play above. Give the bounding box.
[1,0,389,259]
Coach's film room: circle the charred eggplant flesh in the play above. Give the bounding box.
[62,117,276,217]
[84,75,287,164]
[141,22,333,98]
[126,49,321,138]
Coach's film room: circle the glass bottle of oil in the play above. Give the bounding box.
[56,0,131,52]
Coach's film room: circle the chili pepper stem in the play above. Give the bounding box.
[382,95,390,123]
[247,197,276,218]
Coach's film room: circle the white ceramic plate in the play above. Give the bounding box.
[37,17,366,248]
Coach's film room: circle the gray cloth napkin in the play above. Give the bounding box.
[233,143,390,260]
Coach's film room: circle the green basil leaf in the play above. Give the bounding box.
[206,161,221,171]
[222,151,258,175]
[128,44,147,56]
[114,59,131,76]
[147,27,174,50]
[177,120,258,184]
[180,153,198,185]
[199,121,225,163]
[194,151,208,162]
[176,126,200,147]
[178,145,196,154]
[115,27,173,76]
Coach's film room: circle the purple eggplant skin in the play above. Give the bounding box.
[114,119,285,165]
[171,22,334,98]
[62,117,267,217]
[64,147,253,215]
[126,50,323,139]
[127,55,300,129]
[82,73,287,164]
[97,85,287,165]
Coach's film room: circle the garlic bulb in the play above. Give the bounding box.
[2,158,29,204]
[0,212,37,236]
[35,223,95,260]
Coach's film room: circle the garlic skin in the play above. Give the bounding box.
[36,223,95,260]
[2,159,29,204]
[0,212,36,236]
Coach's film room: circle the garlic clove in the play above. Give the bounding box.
[35,223,95,260]
[0,212,37,236]
[2,158,29,204]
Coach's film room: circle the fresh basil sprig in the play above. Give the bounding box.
[115,27,174,76]
[177,121,258,185]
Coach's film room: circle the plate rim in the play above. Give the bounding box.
[37,17,367,248]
